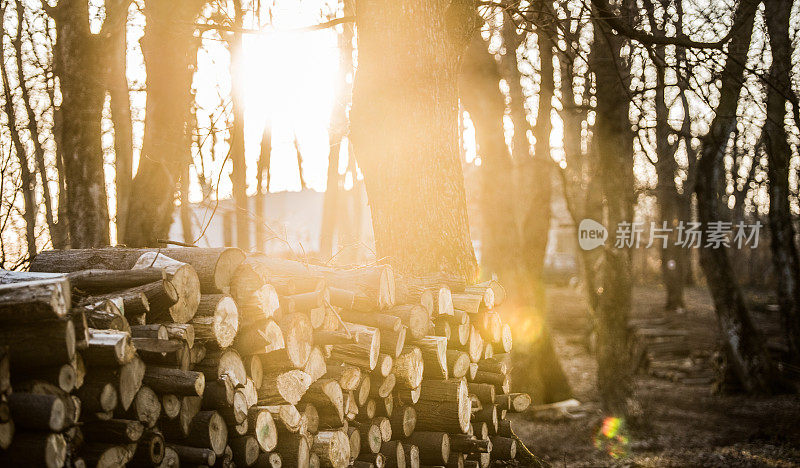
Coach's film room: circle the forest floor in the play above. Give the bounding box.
[510,285,800,467]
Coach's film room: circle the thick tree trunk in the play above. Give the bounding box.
[694,0,787,393]
[764,0,800,360]
[105,0,134,243]
[350,0,480,281]
[460,36,516,281]
[51,0,110,248]
[125,0,206,247]
[590,12,635,414]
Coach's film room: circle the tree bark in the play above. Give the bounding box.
[229,0,249,251]
[590,5,635,413]
[124,0,206,246]
[51,0,111,248]
[105,0,134,243]
[694,0,787,393]
[349,0,480,281]
[764,0,800,360]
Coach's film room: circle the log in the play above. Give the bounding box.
[499,324,512,353]
[136,280,179,318]
[85,329,134,366]
[356,376,372,407]
[402,443,420,468]
[249,406,278,452]
[495,393,530,413]
[0,277,70,323]
[271,312,313,368]
[30,247,245,293]
[380,440,406,468]
[130,324,168,340]
[311,430,350,468]
[99,356,145,411]
[376,395,393,418]
[413,336,448,380]
[467,384,495,405]
[258,370,313,405]
[129,429,165,466]
[446,452,465,468]
[134,252,200,323]
[77,379,118,414]
[134,338,189,369]
[67,267,165,293]
[192,295,239,348]
[374,416,392,441]
[329,323,381,370]
[256,452,283,468]
[115,385,162,428]
[304,346,328,381]
[356,453,386,468]
[415,380,471,433]
[8,392,67,432]
[473,372,510,394]
[218,390,249,425]
[14,362,77,393]
[377,354,394,378]
[80,443,137,468]
[160,395,201,438]
[0,319,75,369]
[0,432,67,468]
[403,432,449,466]
[450,294,483,315]
[347,425,362,461]
[488,436,515,460]
[395,386,421,405]
[355,398,377,422]
[82,419,144,443]
[231,435,260,467]
[324,364,361,392]
[340,310,402,332]
[77,300,131,331]
[162,323,194,347]
[381,327,407,358]
[169,444,217,465]
[472,405,497,434]
[195,348,247,387]
[274,433,310,468]
[143,366,205,396]
[447,351,470,379]
[390,405,416,438]
[237,320,285,356]
[181,410,229,456]
[359,422,382,454]
[301,379,344,428]
[393,347,424,389]
[202,376,236,409]
[386,305,428,340]
[475,359,506,375]
[161,394,181,420]
[371,373,396,399]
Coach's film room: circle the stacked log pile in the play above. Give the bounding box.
[0,247,533,467]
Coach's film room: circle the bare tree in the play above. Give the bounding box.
[763,0,800,360]
[350,0,480,280]
[125,0,207,247]
[49,0,111,248]
[693,0,787,393]
[229,0,249,250]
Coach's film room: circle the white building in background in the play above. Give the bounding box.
[168,187,375,263]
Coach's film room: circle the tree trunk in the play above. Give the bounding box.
[105,0,134,243]
[51,0,110,248]
[643,0,686,312]
[0,16,37,258]
[764,0,800,360]
[694,0,787,393]
[319,0,354,259]
[459,35,516,281]
[125,0,206,247]
[590,9,635,414]
[349,0,480,281]
[255,124,272,252]
[230,0,249,251]
[13,0,67,249]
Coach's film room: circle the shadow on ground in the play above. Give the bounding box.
[510,285,800,467]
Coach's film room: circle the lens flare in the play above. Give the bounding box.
[593,416,630,459]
